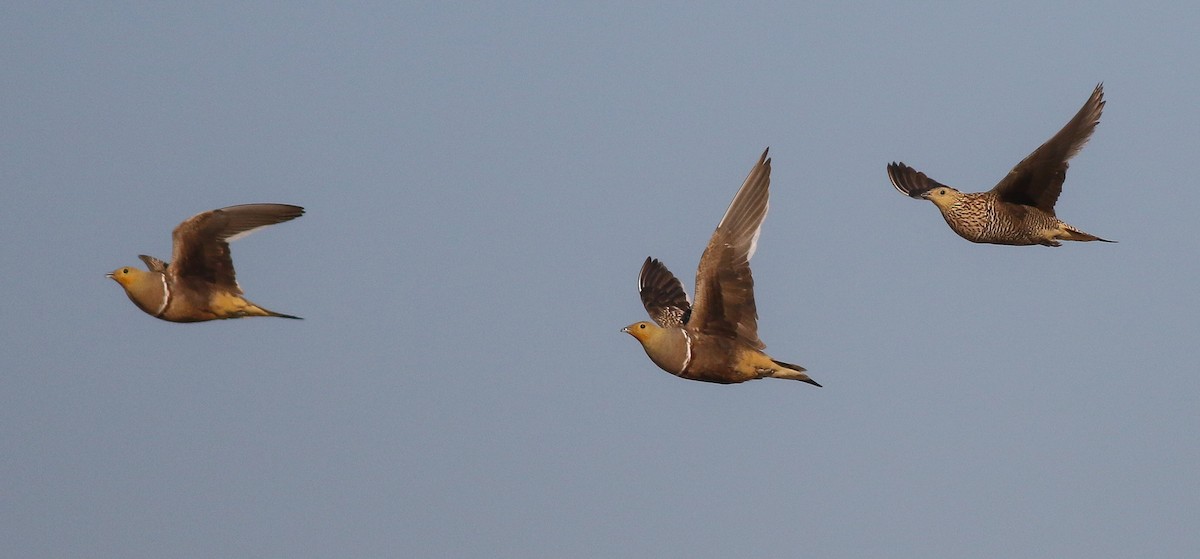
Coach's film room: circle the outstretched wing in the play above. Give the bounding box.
[170,203,304,290]
[887,161,954,198]
[138,254,169,273]
[991,83,1105,215]
[689,148,770,349]
[638,257,691,327]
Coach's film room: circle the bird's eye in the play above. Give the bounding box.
[122,268,129,274]
[639,323,646,329]
[938,189,946,195]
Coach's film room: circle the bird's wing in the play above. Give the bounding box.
[638,257,692,327]
[689,148,770,349]
[990,84,1104,215]
[170,203,304,290]
[138,254,169,273]
[887,162,954,198]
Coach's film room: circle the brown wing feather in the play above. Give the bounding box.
[689,148,770,349]
[887,161,954,198]
[638,257,692,327]
[138,254,169,273]
[990,84,1104,215]
[169,204,304,290]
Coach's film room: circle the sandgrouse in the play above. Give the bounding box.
[888,83,1113,247]
[622,149,819,386]
[108,204,304,322]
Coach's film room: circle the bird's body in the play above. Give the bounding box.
[926,190,1104,247]
[108,203,304,322]
[622,149,819,386]
[888,83,1113,247]
[625,320,811,384]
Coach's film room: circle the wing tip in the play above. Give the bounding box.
[887,161,930,198]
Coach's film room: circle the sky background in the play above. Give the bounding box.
[2,2,1197,558]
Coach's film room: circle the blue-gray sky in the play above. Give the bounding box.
[3,3,1197,557]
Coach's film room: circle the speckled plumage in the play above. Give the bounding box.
[622,149,819,386]
[889,84,1113,247]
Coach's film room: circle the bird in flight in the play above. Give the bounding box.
[888,83,1113,247]
[107,203,304,322]
[623,149,819,385]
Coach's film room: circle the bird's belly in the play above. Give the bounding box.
[943,212,988,242]
[673,342,760,384]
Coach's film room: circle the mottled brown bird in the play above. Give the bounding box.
[108,204,304,322]
[888,83,1113,247]
[622,149,819,386]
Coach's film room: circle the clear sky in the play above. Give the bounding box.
[3,3,1197,558]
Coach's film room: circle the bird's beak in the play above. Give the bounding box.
[620,326,630,334]
[105,272,114,279]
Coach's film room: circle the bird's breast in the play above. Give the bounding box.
[642,328,693,375]
[943,197,991,241]
[127,273,171,318]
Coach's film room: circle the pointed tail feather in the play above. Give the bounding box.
[248,304,302,320]
[1063,226,1115,243]
[265,310,303,320]
[770,358,821,387]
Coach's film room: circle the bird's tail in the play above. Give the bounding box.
[244,302,302,320]
[1062,225,1115,243]
[770,358,821,387]
[212,293,302,320]
[262,308,303,320]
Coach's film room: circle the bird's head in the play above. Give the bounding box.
[621,321,663,345]
[622,320,690,374]
[920,186,964,210]
[106,265,150,288]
